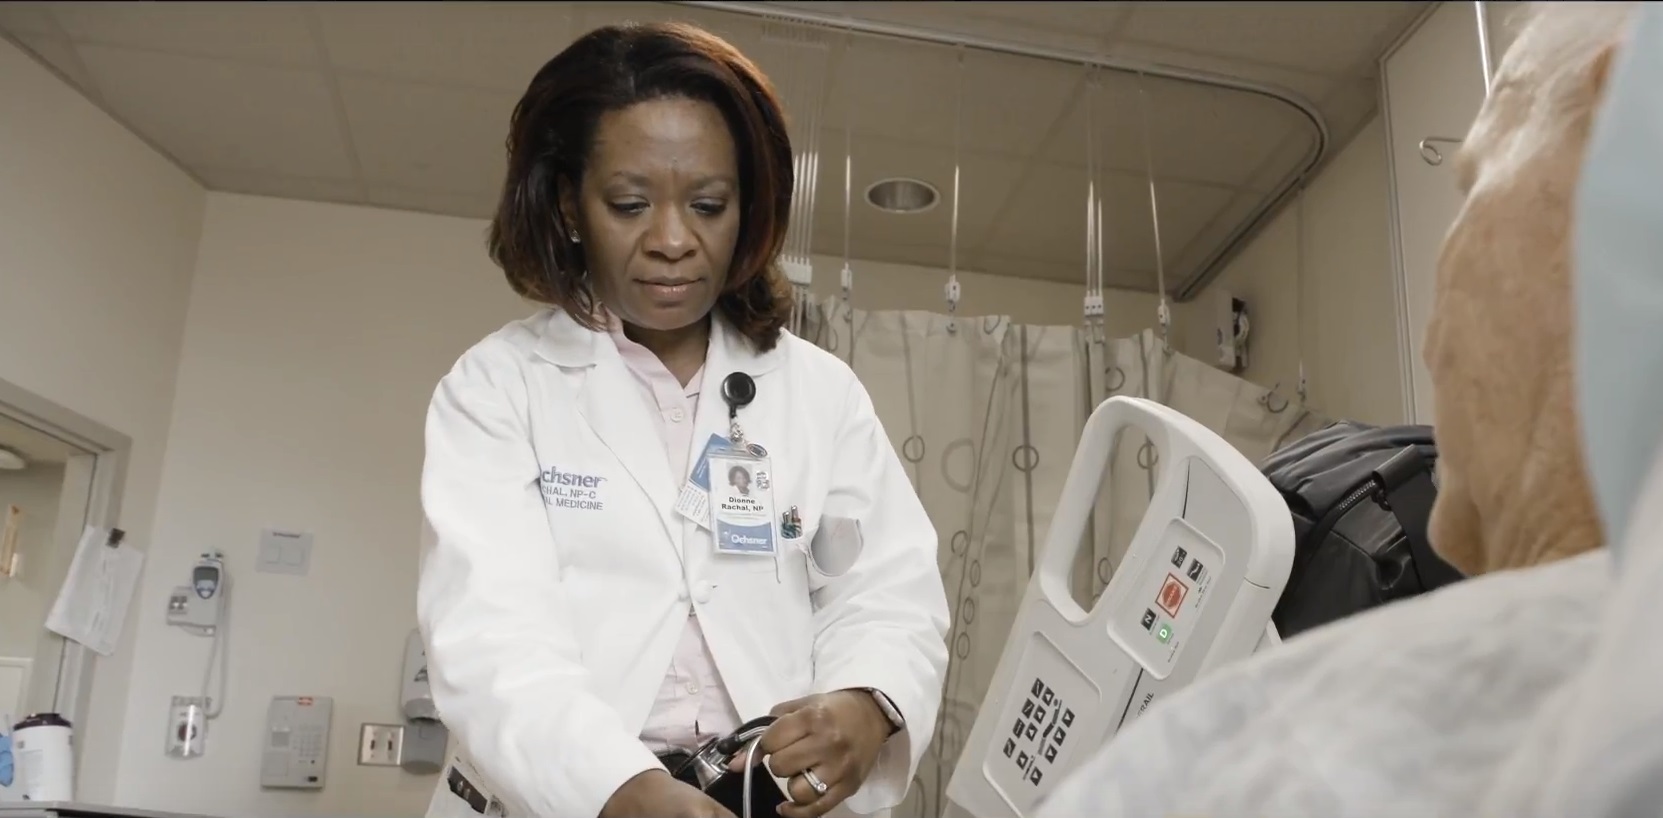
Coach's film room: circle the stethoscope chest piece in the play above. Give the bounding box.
[677,716,790,817]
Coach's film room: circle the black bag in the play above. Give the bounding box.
[1261,422,1466,639]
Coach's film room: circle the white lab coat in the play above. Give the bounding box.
[417,308,951,818]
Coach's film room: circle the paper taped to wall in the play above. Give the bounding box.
[44,525,144,657]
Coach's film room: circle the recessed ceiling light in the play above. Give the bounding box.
[0,448,25,470]
[865,177,939,214]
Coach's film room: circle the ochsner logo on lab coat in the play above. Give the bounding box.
[539,466,606,511]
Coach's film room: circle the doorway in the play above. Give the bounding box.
[0,377,130,737]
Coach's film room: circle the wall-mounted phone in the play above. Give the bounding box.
[260,695,333,790]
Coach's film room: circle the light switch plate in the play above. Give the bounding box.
[256,529,313,576]
[357,723,404,767]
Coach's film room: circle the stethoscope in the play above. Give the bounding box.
[683,715,784,818]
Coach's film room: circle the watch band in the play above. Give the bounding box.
[862,688,905,736]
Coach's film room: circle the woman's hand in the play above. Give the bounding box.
[600,769,737,818]
[733,690,893,818]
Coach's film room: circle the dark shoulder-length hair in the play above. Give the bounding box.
[488,21,796,351]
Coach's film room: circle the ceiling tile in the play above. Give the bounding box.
[963,250,1093,288]
[808,132,1026,270]
[316,2,576,92]
[1314,74,1383,151]
[954,2,1135,42]
[1117,1,1426,75]
[50,1,321,67]
[1103,41,1333,104]
[0,3,61,37]
[336,75,518,196]
[578,2,769,57]
[1245,131,1321,193]
[196,167,365,206]
[1168,193,1265,282]
[1098,265,1160,294]
[3,0,1411,297]
[1039,70,1308,189]
[842,240,952,277]
[822,36,954,148]
[758,2,1132,57]
[75,44,355,179]
[821,34,1079,158]
[986,161,1235,290]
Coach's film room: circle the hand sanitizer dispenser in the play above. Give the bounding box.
[402,629,436,722]
[399,629,446,774]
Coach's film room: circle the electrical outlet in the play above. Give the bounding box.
[357,723,404,767]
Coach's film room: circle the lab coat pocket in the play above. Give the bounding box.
[806,515,863,579]
[777,527,812,577]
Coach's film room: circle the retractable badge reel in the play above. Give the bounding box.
[721,372,756,445]
[673,373,762,532]
[709,373,781,571]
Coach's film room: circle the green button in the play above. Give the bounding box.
[1156,623,1173,644]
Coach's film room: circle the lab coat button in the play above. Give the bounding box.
[692,580,713,604]
[669,407,686,423]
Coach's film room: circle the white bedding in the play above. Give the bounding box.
[1031,8,1663,813]
[1034,547,1613,818]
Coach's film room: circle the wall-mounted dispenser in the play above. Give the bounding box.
[359,630,448,774]
[398,629,445,774]
[1215,291,1251,373]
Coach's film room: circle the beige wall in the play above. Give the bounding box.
[1179,114,1406,426]
[111,192,1156,816]
[0,35,204,803]
[112,159,1396,814]
[1382,0,1494,423]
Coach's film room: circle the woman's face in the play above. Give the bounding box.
[564,96,742,333]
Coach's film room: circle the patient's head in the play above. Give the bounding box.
[1424,2,1634,575]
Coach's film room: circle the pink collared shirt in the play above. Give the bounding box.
[608,321,743,754]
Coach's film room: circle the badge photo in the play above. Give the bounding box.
[708,452,777,557]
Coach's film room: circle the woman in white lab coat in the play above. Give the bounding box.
[417,20,951,818]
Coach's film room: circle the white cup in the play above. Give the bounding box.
[12,713,74,802]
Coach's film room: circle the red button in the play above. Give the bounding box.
[1156,574,1188,617]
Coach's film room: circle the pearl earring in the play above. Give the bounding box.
[569,230,581,244]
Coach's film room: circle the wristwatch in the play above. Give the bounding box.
[861,688,905,737]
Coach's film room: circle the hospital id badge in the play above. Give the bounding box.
[707,449,777,558]
[676,433,734,529]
